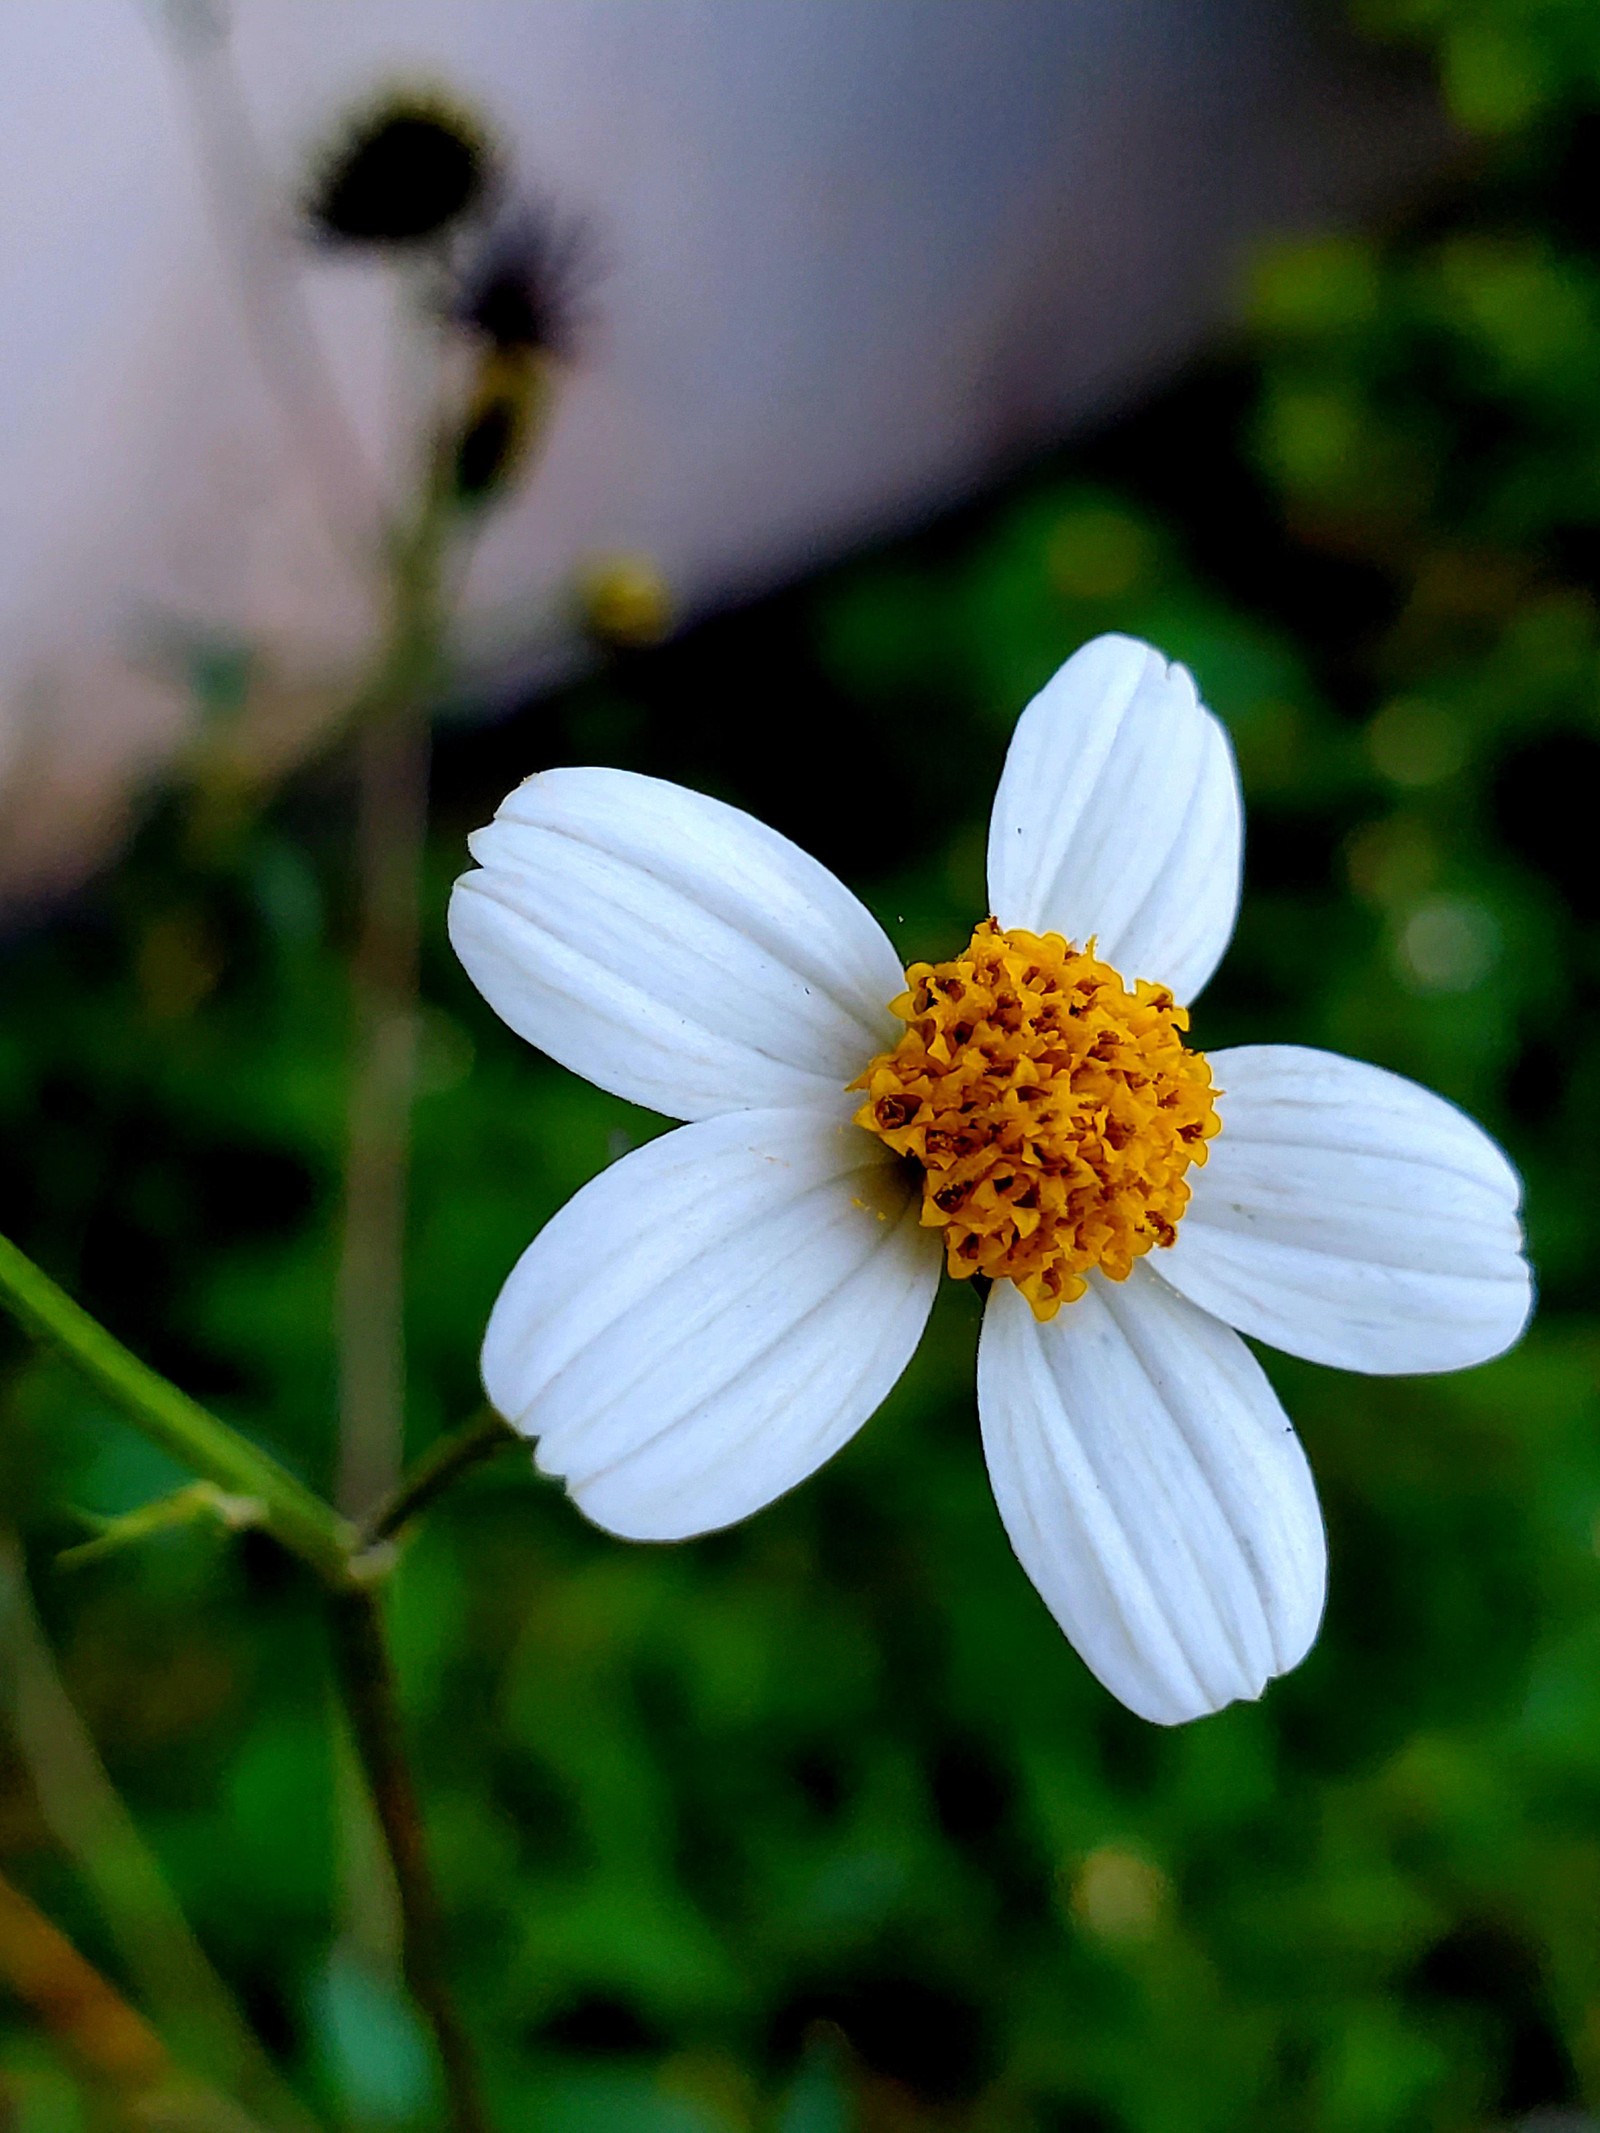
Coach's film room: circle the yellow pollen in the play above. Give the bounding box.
[851,919,1221,1321]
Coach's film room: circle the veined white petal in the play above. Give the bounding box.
[1161,1045,1533,1375]
[483,1106,941,1540]
[450,767,906,1121]
[977,1269,1325,1725]
[985,634,1242,1004]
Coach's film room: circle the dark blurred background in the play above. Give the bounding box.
[3,2,1600,2129]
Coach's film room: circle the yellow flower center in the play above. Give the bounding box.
[851,920,1221,1321]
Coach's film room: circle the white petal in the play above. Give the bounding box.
[483,1106,941,1540]
[977,1269,1325,1725]
[1161,1045,1532,1375]
[985,634,1242,1003]
[450,767,906,1121]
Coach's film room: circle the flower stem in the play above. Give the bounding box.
[0,1229,507,2102]
[330,417,456,2032]
[0,1230,502,2123]
[0,1864,277,2131]
[0,1533,321,2133]
[0,1232,351,1586]
[327,1584,495,2133]
[357,1408,520,1552]
[335,487,449,1522]
[336,698,431,1518]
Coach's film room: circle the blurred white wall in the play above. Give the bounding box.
[0,0,1442,898]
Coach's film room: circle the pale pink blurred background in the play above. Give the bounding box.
[0,1,1443,898]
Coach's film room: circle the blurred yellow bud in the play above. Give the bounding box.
[580,554,673,647]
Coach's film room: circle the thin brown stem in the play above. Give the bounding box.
[335,458,451,1521]
[357,1409,520,1553]
[335,701,430,1518]
[0,1866,272,2132]
[0,1538,320,2132]
[327,1586,494,2133]
[331,483,450,2026]
[330,297,558,2133]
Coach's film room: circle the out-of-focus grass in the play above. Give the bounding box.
[4,2,1600,2126]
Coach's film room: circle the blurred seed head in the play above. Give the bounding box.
[443,200,599,505]
[451,201,599,361]
[305,89,495,247]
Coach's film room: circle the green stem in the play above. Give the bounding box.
[335,470,452,1524]
[331,436,452,2006]
[335,703,430,1518]
[0,1233,352,1586]
[357,1409,520,1553]
[0,1534,322,2133]
[328,1586,495,2133]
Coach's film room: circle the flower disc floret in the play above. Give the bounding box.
[853,920,1220,1319]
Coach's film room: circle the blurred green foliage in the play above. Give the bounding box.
[5,2,1600,2128]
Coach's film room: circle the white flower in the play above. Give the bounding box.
[448,634,1533,1725]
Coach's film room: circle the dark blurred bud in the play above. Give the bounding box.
[451,203,597,360]
[450,350,543,503]
[306,91,494,246]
